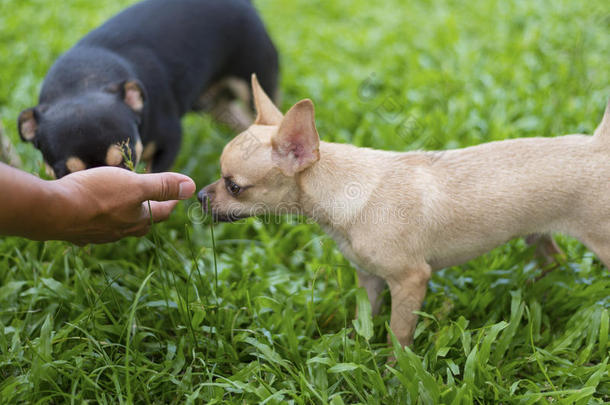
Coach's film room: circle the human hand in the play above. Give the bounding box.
[44,167,195,245]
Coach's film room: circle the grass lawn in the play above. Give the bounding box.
[1,0,609,402]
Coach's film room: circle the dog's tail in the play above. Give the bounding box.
[593,99,610,141]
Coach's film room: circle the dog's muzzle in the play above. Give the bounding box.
[197,188,210,211]
[197,186,242,222]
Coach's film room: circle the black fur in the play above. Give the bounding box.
[19,0,278,177]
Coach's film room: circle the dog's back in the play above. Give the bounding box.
[43,0,278,113]
[420,102,610,268]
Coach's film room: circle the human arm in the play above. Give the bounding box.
[0,163,195,245]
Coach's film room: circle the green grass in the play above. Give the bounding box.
[1,0,609,402]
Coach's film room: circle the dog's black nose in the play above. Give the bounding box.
[197,189,208,205]
[198,189,212,213]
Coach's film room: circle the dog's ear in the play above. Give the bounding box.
[252,74,282,126]
[594,99,610,138]
[271,99,320,176]
[107,80,146,113]
[18,107,39,142]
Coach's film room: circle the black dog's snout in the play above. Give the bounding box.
[53,164,69,179]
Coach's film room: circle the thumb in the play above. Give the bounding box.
[138,172,196,201]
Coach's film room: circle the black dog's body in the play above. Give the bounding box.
[19,0,278,177]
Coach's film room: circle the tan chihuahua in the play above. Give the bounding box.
[199,75,610,347]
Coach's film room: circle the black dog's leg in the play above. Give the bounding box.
[196,78,254,132]
[149,118,183,173]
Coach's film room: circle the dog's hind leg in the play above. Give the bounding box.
[526,233,565,279]
[526,233,564,263]
[211,100,253,132]
[196,77,254,132]
[357,270,386,317]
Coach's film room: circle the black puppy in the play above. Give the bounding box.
[18,0,278,178]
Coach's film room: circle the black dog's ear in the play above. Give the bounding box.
[18,107,39,142]
[107,80,146,113]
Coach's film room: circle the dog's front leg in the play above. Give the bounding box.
[386,263,431,347]
[357,270,386,316]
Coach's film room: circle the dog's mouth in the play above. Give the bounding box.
[199,195,251,223]
[204,209,251,223]
[212,212,248,223]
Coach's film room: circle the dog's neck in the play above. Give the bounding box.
[296,141,385,231]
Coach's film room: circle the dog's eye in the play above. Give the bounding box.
[226,179,242,196]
